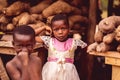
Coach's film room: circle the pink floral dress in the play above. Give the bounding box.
[40,36,87,80]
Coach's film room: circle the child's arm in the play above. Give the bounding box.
[6,52,30,80]
[35,26,46,35]
[35,25,52,35]
[6,61,21,80]
[18,52,33,80]
[28,56,42,80]
[35,36,44,43]
[35,25,52,43]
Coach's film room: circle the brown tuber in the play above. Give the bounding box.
[103,32,115,44]
[68,15,88,28]
[115,25,120,42]
[87,42,98,52]
[96,42,110,52]
[42,0,81,18]
[98,16,120,34]
[30,0,52,14]
[94,30,103,43]
[3,1,30,16]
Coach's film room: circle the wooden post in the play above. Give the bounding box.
[87,0,97,80]
[105,56,120,80]
[88,0,97,42]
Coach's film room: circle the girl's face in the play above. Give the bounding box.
[13,33,35,54]
[52,20,69,42]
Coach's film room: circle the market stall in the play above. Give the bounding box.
[89,51,120,80]
[0,0,91,80]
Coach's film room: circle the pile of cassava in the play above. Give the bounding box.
[0,0,88,36]
[87,16,120,53]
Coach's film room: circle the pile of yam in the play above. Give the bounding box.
[0,0,89,36]
[87,16,120,53]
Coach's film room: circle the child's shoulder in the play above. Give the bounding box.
[6,56,20,68]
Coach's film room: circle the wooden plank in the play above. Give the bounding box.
[0,57,9,80]
[112,66,120,80]
[105,57,120,66]
[0,40,43,55]
[89,51,120,58]
[0,34,13,41]
[0,47,16,55]
[0,40,43,48]
[0,41,13,48]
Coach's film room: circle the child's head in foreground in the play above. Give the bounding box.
[13,25,35,54]
[51,14,70,42]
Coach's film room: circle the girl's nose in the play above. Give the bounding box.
[58,29,62,34]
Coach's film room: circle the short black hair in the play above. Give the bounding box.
[13,25,35,40]
[51,14,69,26]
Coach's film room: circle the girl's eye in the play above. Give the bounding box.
[53,29,59,31]
[61,27,67,30]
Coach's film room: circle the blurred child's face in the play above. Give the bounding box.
[52,20,69,42]
[13,33,35,54]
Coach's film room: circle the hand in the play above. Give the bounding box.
[18,51,29,66]
[44,25,52,35]
[73,33,81,40]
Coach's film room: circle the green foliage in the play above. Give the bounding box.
[100,0,108,10]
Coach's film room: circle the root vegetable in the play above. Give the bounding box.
[30,0,52,14]
[12,12,28,25]
[98,16,120,33]
[96,42,110,52]
[31,14,43,21]
[29,21,45,30]
[68,15,88,28]
[87,42,98,52]
[94,30,103,43]
[115,25,120,42]
[70,0,82,7]
[117,45,120,52]
[18,12,31,26]
[13,12,43,26]
[3,1,30,16]
[0,0,7,13]
[103,32,115,44]
[42,0,81,18]
[46,15,54,24]
[0,14,9,24]
[6,23,14,31]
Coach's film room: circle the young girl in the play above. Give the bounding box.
[35,14,87,80]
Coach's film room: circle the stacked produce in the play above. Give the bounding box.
[0,0,88,36]
[87,16,120,53]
